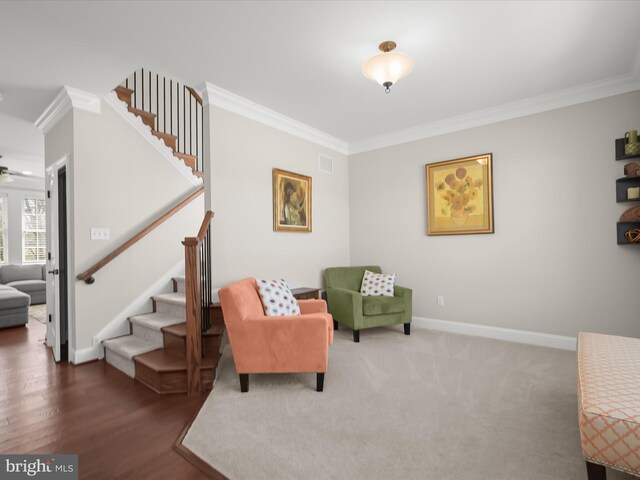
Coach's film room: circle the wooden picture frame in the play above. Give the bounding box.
[273,169,312,232]
[426,153,494,236]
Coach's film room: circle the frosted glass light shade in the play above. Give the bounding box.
[362,52,415,87]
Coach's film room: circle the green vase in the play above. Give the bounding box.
[625,130,640,155]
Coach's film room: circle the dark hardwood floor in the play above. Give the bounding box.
[0,317,210,479]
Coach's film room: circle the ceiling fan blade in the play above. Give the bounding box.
[6,170,43,179]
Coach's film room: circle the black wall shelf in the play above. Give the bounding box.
[615,137,640,161]
[617,222,640,245]
[615,135,640,245]
[615,176,640,202]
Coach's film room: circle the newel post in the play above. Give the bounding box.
[183,237,202,395]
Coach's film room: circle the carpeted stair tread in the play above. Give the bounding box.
[163,323,224,338]
[134,348,219,373]
[153,292,186,306]
[104,335,159,359]
[129,312,185,331]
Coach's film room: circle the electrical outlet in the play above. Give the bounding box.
[90,228,110,240]
[437,295,445,306]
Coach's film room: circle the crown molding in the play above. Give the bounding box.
[35,86,101,134]
[201,82,348,155]
[348,73,640,155]
[34,88,71,134]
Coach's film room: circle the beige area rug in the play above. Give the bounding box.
[29,304,47,324]
[182,327,632,480]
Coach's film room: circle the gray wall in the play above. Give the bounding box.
[206,106,351,289]
[349,91,640,338]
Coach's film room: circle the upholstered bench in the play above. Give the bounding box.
[577,332,640,479]
[0,285,31,328]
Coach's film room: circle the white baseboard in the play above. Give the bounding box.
[412,316,577,351]
[72,345,101,364]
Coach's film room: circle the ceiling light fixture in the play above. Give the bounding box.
[362,41,414,94]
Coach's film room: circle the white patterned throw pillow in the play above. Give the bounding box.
[360,270,396,297]
[256,279,301,316]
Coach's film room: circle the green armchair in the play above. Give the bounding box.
[324,266,412,342]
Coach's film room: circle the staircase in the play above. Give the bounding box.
[113,73,203,178]
[103,275,223,393]
[98,70,213,394]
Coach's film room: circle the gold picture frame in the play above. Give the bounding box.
[426,153,494,236]
[273,168,312,232]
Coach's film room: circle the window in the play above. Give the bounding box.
[22,197,46,263]
[0,195,7,264]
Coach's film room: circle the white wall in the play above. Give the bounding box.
[43,101,204,355]
[0,185,45,265]
[205,106,350,289]
[349,91,640,339]
[44,110,76,354]
[70,101,204,351]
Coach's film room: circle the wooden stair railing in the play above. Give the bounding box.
[77,187,204,284]
[117,68,204,175]
[183,210,214,395]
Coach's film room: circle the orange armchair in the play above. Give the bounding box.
[219,278,334,392]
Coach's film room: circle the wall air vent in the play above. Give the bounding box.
[319,154,333,174]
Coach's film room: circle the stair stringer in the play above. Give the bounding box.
[104,91,202,187]
[92,260,185,358]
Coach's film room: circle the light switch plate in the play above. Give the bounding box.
[91,228,110,240]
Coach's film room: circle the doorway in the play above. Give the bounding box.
[46,163,69,362]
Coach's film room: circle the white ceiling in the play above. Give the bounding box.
[1,0,640,150]
[0,113,44,179]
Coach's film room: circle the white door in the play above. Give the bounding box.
[45,165,62,361]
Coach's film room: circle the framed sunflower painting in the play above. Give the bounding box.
[273,168,312,233]
[426,153,494,236]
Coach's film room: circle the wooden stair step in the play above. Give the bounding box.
[173,152,197,171]
[163,323,224,338]
[135,348,218,372]
[127,106,156,129]
[162,323,224,357]
[194,171,204,178]
[114,86,134,106]
[152,130,177,150]
[133,348,220,394]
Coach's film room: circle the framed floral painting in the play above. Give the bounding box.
[273,168,312,232]
[426,153,494,236]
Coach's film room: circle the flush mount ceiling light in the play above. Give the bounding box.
[362,41,415,94]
